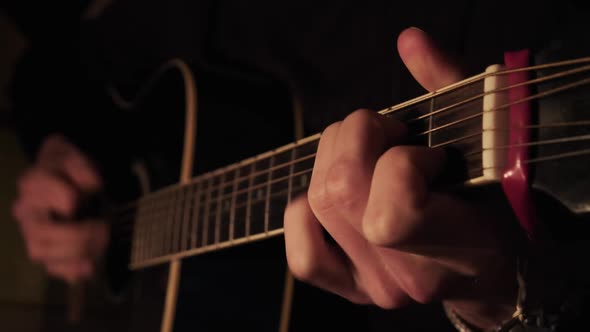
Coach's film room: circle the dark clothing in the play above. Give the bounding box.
[3,1,590,331]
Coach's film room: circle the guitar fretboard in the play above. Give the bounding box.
[128,75,488,269]
[130,136,319,268]
[128,56,590,269]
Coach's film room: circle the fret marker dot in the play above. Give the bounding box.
[301,174,308,187]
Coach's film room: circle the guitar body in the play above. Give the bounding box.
[58,23,589,332]
[110,61,297,332]
[68,59,369,332]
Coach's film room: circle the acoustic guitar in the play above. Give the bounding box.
[65,47,590,332]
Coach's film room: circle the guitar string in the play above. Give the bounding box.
[121,146,590,264]
[107,70,590,222]
[132,66,590,211]
[109,119,590,231]
[378,56,590,115]
[102,60,590,249]
[413,76,590,136]
[111,63,590,216]
[398,63,590,123]
[113,128,590,227]
[464,134,590,157]
[109,59,590,214]
[104,57,590,223]
[113,145,590,263]
[113,119,590,226]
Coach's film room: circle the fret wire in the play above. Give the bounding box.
[131,202,139,263]
[164,190,173,256]
[184,149,314,197]
[174,186,186,251]
[138,196,151,260]
[245,161,255,237]
[162,193,169,256]
[169,190,177,255]
[159,193,166,257]
[153,196,160,259]
[149,197,156,259]
[233,168,314,211]
[168,190,174,255]
[287,145,296,203]
[138,202,146,262]
[147,192,166,259]
[166,192,174,256]
[202,176,213,246]
[180,154,318,206]
[143,199,148,260]
[141,198,149,261]
[174,189,183,253]
[190,180,202,249]
[180,186,194,250]
[153,195,160,258]
[150,195,158,258]
[428,97,434,147]
[179,185,190,252]
[214,172,226,244]
[229,167,240,241]
[178,187,186,252]
[131,204,138,263]
[264,155,275,233]
[172,189,179,254]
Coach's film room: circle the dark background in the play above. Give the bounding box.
[1,1,589,331]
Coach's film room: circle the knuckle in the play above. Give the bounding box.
[52,189,78,217]
[49,180,79,216]
[67,224,92,247]
[363,210,400,246]
[306,183,329,213]
[324,160,360,209]
[382,147,427,210]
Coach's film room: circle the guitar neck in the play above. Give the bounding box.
[126,56,590,270]
[127,73,490,270]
